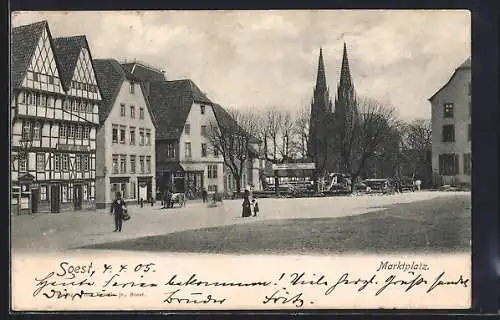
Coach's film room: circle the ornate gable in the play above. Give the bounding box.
[69,47,101,101]
[22,25,64,94]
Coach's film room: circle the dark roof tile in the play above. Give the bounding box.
[53,36,88,88]
[94,59,153,124]
[124,63,166,82]
[149,80,212,140]
[11,20,59,90]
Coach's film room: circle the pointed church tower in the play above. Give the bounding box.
[312,47,333,113]
[334,42,358,131]
[308,47,333,172]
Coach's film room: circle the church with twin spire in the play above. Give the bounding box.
[308,43,359,176]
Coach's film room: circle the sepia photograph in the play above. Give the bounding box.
[10,10,471,311]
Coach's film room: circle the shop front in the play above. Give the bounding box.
[137,176,154,202]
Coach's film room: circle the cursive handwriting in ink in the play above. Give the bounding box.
[376,272,427,296]
[262,287,304,308]
[102,273,158,289]
[43,289,118,300]
[163,289,226,304]
[56,262,94,279]
[33,272,95,297]
[426,272,469,293]
[289,272,328,287]
[324,273,376,295]
[165,274,272,288]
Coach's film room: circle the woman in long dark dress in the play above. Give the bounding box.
[242,189,251,217]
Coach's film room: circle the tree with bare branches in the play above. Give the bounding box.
[398,119,432,181]
[207,107,259,195]
[291,105,310,160]
[339,98,398,192]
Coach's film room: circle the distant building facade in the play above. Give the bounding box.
[429,57,471,186]
[94,59,156,208]
[10,21,101,215]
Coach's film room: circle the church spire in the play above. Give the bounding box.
[339,42,353,88]
[315,47,327,92]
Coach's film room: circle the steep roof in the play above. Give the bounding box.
[11,20,63,90]
[429,57,471,101]
[123,62,166,82]
[93,59,153,124]
[149,79,212,139]
[53,36,87,88]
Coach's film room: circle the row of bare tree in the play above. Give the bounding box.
[207,98,432,194]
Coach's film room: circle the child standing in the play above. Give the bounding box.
[252,198,259,217]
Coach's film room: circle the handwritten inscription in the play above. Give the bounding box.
[30,260,469,308]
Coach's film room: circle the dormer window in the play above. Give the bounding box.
[130,82,135,94]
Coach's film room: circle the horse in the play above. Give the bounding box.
[171,193,187,208]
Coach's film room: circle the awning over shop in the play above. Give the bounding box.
[109,176,130,183]
[181,163,207,172]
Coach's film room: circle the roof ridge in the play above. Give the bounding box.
[12,20,47,32]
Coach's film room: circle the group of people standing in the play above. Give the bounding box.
[241,189,259,218]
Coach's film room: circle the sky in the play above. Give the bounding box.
[11,10,470,121]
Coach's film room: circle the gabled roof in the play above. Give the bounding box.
[94,58,154,125]
[10,20,64,90]
[428,57,471,101]
[122,62,166,82]
[149,79,213,140]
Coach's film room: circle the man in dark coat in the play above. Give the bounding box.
[202,188,208,203]
[110,191,127,232]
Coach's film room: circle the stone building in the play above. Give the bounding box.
[93,59,157,208]
[429,57,471,186]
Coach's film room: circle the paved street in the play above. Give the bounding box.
[11,191,469,253]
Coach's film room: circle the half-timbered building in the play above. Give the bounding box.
[10,21,101,214]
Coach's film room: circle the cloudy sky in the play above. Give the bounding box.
[12,10,470,120]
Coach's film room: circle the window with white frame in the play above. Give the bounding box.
[54,154,61,171]
[120,155,126,173]
[139,128,145,146]
[201,143,207,157]
[130,127,136,145]
[19,157,27,172]
[40,185,47,201]
[185,142,192,158]
[120,103,126,117]
[112,155,119,174]
[62,154,69,171]
[32,122,41,140]
[208,165,218,179]
[61,184,68,202]
[83,155,89,171]
[184,123,191,135]
[120,126,126,144]
[139,107,144,119]
[130,106,135,119]
[139,156,145,173]
[22,121,31,140]
[83,126,90,139]
[68,125,75,139]
[112,125,118,143]
[83,184,88,200]
[200,105,206,115]
[59,124,66,138]
[130,82,135,94]
[36,153,45,172]
[130,155,136,173]
[75,155,82,171]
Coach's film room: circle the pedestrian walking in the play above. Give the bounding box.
[241,189,251,218]
[110,191,127,232]
[202,188,208,203]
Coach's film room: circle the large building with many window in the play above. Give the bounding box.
[429,57,471,186]
[10,21,101,215]
[93,59,156,208]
